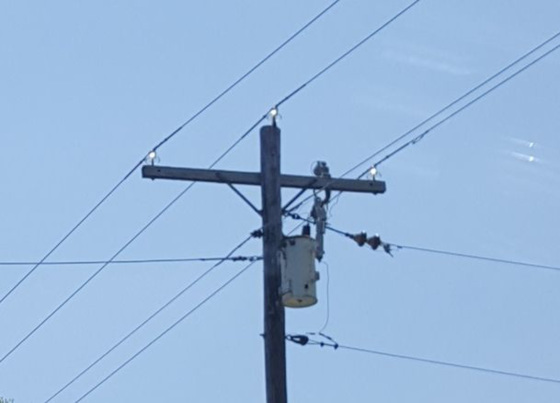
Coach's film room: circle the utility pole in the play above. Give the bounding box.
[142,120,385,403]
[260,123,287,402]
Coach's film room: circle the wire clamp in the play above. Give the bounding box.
[286,334,310,346]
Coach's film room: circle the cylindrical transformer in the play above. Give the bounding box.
[280,235,319,308]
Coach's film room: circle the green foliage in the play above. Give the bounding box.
[0,397,14,403]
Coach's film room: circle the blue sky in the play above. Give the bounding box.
[1,1,560,402]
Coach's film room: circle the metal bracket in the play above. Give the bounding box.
[216,172,262,216]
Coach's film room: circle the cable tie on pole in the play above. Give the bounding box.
[251,229,264,238]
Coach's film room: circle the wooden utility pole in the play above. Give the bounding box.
[260,124,287,402]
[141,123,385,403]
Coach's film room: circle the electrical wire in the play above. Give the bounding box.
[0,168,139,306]
[0,256,261,267]
[365,39,560,172]
[389,243,560,274]
[269,0,423,215]
[276,0,420,108]
[0,0,341,307]
[289,337,560,385]
[338,344,560,384]
[284,213,560,274]
[317,261,331,333]
[74,260,257,403]
[42,234,255,403]
[283,30,560,215]
[0,116,265,366]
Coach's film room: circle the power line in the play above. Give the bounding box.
[0,168,139,307]
[361,32,560,173]
[284,213,560,274]
[338,229,560,274]
[42,234,255,403]
[0,255,261,267]
[276,0,420,108]
[288,336,560,385]
[389,243,560,274]
[74,260,257,403]
[283,29,560,215]
[151,0,341,152]
[0,0,340,307]
[56,208,301,401]
[0,116,265,366]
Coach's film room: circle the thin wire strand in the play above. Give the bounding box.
[344,29,560,176]
[336,344,560,385]
[318,261,330,333]
[0,165,140,306]
[0,117,264,366]
[43,235,254,403]
[74,261,257,403]
[0,0,340,307]
[150,0,341,152]
[284,31,560,215]
[363,36,560,173]
[276,0,421,108]
[0,256,261,267]
[391,244,560,273]
[275,0,422,214]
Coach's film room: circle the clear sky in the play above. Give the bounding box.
[1,1,560,402]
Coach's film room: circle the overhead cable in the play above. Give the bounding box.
[276,0,420,108]
[43,234,255,402]
[283,30,560,215]
[0,116,265,366]
[389,243,560,273]
[287,335,560,385]
[0,255,261,267]
[361,31,560,174]
[73,261,257,402]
